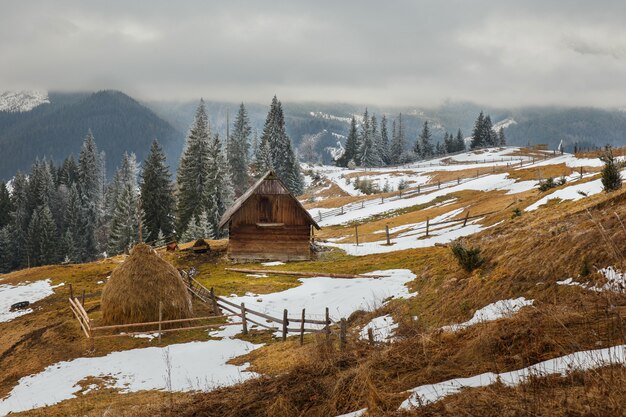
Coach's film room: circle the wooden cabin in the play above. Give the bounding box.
[218,171,320,261]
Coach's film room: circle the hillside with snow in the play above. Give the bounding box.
[0,91,49,113]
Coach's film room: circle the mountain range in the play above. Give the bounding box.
[1,90,626,180]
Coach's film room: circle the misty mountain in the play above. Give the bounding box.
[0,90,182,180]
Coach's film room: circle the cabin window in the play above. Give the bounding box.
[259,196,273,222]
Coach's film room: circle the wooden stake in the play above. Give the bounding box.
[367,327,374,345]
[418,184,421,194]
[210,287,219,315]
[425,217,430,237]
[385,225,391,245]
[325,307,330,340]
[340,318,347,351]
[438,180,441,189]
[457,177,460,184]
[463,211,470,227]
[282,309,288,342]
[300,308,305,346]
[158,301,163,343]
[241,303,248,335]
[355,225,359,246]
[81,290,85,307]
[69,283,74,300]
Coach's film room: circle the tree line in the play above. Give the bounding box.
[335,110,505,168]
[0,96,303,273]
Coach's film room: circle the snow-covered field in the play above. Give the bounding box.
[0,91,49,113]
[0,279,58,323]
[0,269,416,416]
[359,315,398,342]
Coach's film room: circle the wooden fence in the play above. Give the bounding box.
[314,155,545,223]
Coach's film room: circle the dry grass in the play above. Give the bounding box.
[576,146,626,159]
[507,162,575,181]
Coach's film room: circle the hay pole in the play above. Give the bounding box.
[385,225,391,245]
[69,301,91,338]
[282,309,289,341]
[325,307,330,340]
[340,318,347,351]
[367,327,374,345]
[158,301,163,343]
[69,297,91,327]
[225,268,387,279]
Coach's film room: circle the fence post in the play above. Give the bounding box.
[340,318,347,351]
[361,200,364,208]
[210,287,219,315]
[367,327,374,345]
[438,180,441,189]
[341,206,344,215]
[300,308,305,346]
[325,307,331,340]
[158,301,163,343]
[457,177,460,184]
[476,169,479,178]
[463,211,470,227]
[81,290,85,307]
[425,218,430,237]
[355,225,359,246]
[381,196,384,204]
[418,184,421,194]
[69,283,74,300]
[385,225,391,245]
[580,166,583,178]
[318,211,322,222]
[241,303,248,335]
[282,309,288,342]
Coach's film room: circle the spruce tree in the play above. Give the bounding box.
[63,183,84,261]
[470,112,486,149]
[10,172,30,267]
[27,204,59,266]
[498,128,507,146]
[417,121,434,159]
[380,115,390,165]
[483,115,496,146]
[600,147,623,192]
[78,130,104,259]
[258,96,304,194]
[455,129,466,152]
[0,225,13,272]
[0,182,12,229]
[141,139,176,244]
[228,103,252,196]
[59,155,79,186]
[205,134,234,236]
[180,212,214,242]
[338,117,359,167]
[358,109,380,167]
[108,153,140,254]
[390,113,406,164]
[177,100,211,235]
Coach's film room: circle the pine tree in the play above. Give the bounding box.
[600,147,623,192]
[338,117,359,167]
[205,134,234,236]
[27,204,59,266]
[10,172,30,267]
[177,100,211,235]
[498,128,507,146]
[62,183,83,262]
[390,113,406,164]
[28,158,55,211]
[258,96,304,194]
[59,155,79,186]
[455,129,466,152]
[141,139,176,244]
[470,112,486,149]
[358,109,380,167]
[0,182,12,229]
[380,115,390,165]
[180,211,214,243]
[108,153,140,254]
[228,103,252,196]
[0,225,13,272]
[417,121,434,159]
[78,130,104,259]
[483,115,496,146]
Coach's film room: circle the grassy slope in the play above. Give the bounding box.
[1,162,625,416]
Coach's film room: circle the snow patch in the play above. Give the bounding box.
[0,91,49,113]
[359,315,398,342]
[557,266,626,293]
[0,279,56,323]
[440,297,534,332]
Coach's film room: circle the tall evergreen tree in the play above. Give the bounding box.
[358,109,380,167]
[338,116,359,167]
[141,139,176,244]
[390,113,406,164]
[497,127,507,146]
[205,134,234,236]
[257,96,304,194]
[59,155,79,187]
[27,204,59,266]
[470,111,486,149]
[180,211,213,242]
[177,100,211,234]
[108,153,140,254]
[416,121,434,159]
[11,172,30,267]
[483,115,496,146]
[380,115,390,165]
[228,103,252,196]
[0,182,12,229]
[78,130,104,259]
[62,183,83,262]
[455,129,466,152]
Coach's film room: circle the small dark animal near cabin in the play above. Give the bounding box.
[219,171,321,262]
[10,301,30,311]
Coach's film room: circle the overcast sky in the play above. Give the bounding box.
[1,0,626,107]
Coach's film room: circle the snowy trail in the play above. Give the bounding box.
[400,344,626,409]
[0,269,416,416]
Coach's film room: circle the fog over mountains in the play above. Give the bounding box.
[1,89,625,180]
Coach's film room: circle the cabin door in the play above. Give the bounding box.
[259,196,273,222]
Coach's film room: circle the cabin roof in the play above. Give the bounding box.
[218,171,321,230]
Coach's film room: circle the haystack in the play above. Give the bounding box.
[101,243,192,325]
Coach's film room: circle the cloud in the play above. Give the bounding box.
[1,1,626,107]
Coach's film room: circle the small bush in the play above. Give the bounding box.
[538,177,564,192]
[397,179,408,191]
[451,242,484,272]
[511,208,522,218]
[600,147,623,192]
